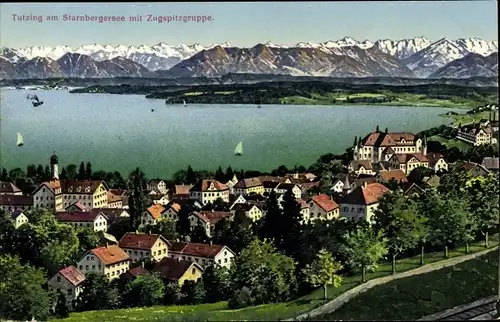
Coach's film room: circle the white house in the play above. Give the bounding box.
[118,232,170,263]
[189,180,230,205]
[55,211,108,232]
[229,195,247,208]
[163,202,182,221]
[47,266,86,310]
[141,204,167,226]
[230,203,263,222]
[10,210,29,228]
[167,240,236,269]
[308,194,340,221]
[76,244,130,280]
[0,182,23,195]
[225,175,239,194]
[426,152,449,172]
[0,194,34,212]
[274,183,302,199]
[340,182,390,223]
[32,180,63,211]
[147,180,168,195]
[188,211,233,237]
[297,199,311,224]
[234,178,265,196]
[151,194,170,206]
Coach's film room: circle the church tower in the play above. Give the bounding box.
[50,152,59,180]
[422,136,427,156]
[353,136,359,160]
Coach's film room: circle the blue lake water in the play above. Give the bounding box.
[0,89,458,177]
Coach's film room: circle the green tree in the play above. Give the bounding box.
[66,164,77,180]
[60,167,68,180]
[423,192,464,258]
[123,272,165,307]
[163,282,182,305]
[203,264,231,302]
[181,280,206,305]
[85,162,92,180]
[229,239,296,307]
[176,204,193,238]
[54,290,69,318]
[0,255,52,321]
[142,220,177,240]
[301,249,343,300]
[76,228,100,258]
[467,174,500,247]
[225,166,234,182]
[186,165,197,184]
[75,272,122,311]
[190,221,210,244]
[280,189,304,258]
[128,167,146,230]
[214,166,225,182]
[78,161,85,180]
[374,192,422,274]
[341,226,388,283]
[258,191,281,242]
[0,167,7,180]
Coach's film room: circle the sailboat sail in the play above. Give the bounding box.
[17,132,24,146]
[234,141,243,155]
[183,100,187,106]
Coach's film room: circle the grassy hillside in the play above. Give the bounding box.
[56,237,498,322]
[315,249,498,321]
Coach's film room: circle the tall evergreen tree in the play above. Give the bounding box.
[186,165,197,184]
[54,290,69,318]
[44,165,50,180]
[36,164,44,179]
[176,203,193,238]
[214,166,225,182]
[59,167,67,180]
[78,162,85,180]
[26,164,37,178]
[258,191,282,243]
[128,167,146,230]
[0,168,7,180]
[85,162,92,180]
[225,166,234,182]
[280,189,304,257]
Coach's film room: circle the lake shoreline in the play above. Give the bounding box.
[68,81,497,109]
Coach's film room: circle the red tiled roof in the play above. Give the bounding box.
[60,180,107,194]
[119,232,169,250]
[55,211,104,222]
[92,208,128,219]
[167,241,232,258]
[192,211,232,225]
[263,181,280,189]
[126,266,148,278]
[378,170,408,183]
[190,180,228,192]
[234,177,262,189]
[360,131,416,147]
[154,257,201,281]
[310,194,339,212]
[350,160,373,170]
[107,191,122,203]
[58,265,85,287]
[0,181,21,194]
[341,183,390,205]
[297,199,308,209]
[0,194,33,206]
[109,189,127,196]
[89,245,129,265]
[259,176,285,183]
[32,180,62,195]
[68,201,86,211]
[393,153,429,164]
[167,202,181,213]
[175,184,193,195]
[146,204,166,220]
[426,152,445,166]
[275,183,298,190]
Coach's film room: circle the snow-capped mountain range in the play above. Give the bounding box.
[0,37,497,79]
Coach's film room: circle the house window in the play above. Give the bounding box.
[57,276,61,282]
[67,289,72,295]
[192,268,196,275]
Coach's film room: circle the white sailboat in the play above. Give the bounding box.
[183,100,187,107]
[17,132,24,146]
[234,141,243,156]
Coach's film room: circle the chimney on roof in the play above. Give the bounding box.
[106,242,109,248]
[141,261,145,268]
[177,257,181,262]
[176,238,180,242]
[210,240,213,246]
[363,182,368,188]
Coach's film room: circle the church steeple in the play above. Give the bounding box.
[353,136,358,146]
[50,152,59,180]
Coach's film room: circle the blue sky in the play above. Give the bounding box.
[1,2,498,48]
